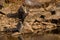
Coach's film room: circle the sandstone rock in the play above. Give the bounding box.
[0,0,60,38]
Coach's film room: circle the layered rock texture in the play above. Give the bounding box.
[0,0,60,40]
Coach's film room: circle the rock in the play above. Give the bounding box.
[0,0,60,37]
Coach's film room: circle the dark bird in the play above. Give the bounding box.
[7,6,28,23]
[17,6,28,23]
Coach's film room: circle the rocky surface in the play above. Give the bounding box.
[0,0,60,40]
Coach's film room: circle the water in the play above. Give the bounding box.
[0,32,60,40]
